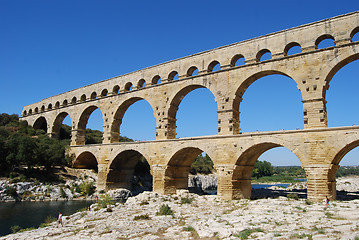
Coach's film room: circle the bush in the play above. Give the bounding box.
[60,187,67,198]
[287,193,299,200]
[134,214,151,220]
[10,225,21,233]
[79,181,96,196]
[180,197,193,204]
[156,204,174,216]
[6,186,18,198]
[98,193,114,208]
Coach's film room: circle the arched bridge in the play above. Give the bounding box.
[20,11,359,201]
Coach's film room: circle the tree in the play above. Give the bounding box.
[252,160,274,178]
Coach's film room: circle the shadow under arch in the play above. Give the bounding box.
[73,151,98,172]
[33,116,48,133]
[164,147,216,194]
[233,142,304,199]
[167,85,218,139]
[77,105,104,145]
[106,150,152,193]
[111,97,155,142]
[52,112,72,139]
[234,70,302,133]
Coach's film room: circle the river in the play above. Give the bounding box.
[0,200,93,237]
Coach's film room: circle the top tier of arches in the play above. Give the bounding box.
[21,12,359,117]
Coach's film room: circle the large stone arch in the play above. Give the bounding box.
[233,70,302,133]
[110,97,156,143]
[321,50,359,99]
[230,139,304,199]
[167,84,218,139]
[75,105,104,145]
[33,116,48,133]
[164,146,214,194]
[51,111,73,139]
[106,149,152,191]
[73,151,98,172]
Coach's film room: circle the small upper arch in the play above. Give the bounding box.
[48,103,52,110]
[256,49,272,62]
[23,110,27,116]
[29,109,33,114]
[208,60,221,72]
[152,75,161,85]
[231,54,245,67]
[351,27,359,42]
[71,97,77,104]
[124,82,133,91]
[81,94,87,102]
[55,101,60,108]
[101,89,108,97]
[137,79,146,88]
[168,71,179,81]
[63,100,68,106]
[35,107,39,113]
[90,92,97,100]
[315,34,335,49]
[187,66,198,77]
[284,42,302,56]
[112,85,120,94]
[41,105,45,112]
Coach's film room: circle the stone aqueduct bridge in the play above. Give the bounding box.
[21,12,359,201]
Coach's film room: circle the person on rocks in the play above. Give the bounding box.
[57,212,63,227]
[326,196,330,207]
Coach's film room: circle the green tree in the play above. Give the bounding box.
[252,160,274,179]
[190,154,214,175]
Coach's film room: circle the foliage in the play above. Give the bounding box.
[10,225,21,233]
[252,160,274,179]
[85,129,103,144]
[234,228,264,239]
[6,186,18,198]
[78,181,96,196]
[98,193,114,208]
[180,197,193,204]
[190,154,214,175]
[156,204,174,216]
[287,193,299,200]
[133,214,151,220]
[336,166,359,177]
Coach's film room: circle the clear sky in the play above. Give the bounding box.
[1,0,358,166]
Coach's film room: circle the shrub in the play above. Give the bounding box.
[134,214,151,220]
[184,226,195,231]
[6,186,18,198]
[10,225,21,233]
[60,187,67,198]
[98,193,114,208]
[156,204,174,216]
[79,181,96,196]
[181,197,193,204]
[287,193,299,200]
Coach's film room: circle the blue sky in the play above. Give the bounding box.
[1,0,358,166]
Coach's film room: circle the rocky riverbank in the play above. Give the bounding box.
[1,176,358,240]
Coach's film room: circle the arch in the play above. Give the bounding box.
[33,116,47,132]
[124,82,133,91]
[351,27,359,42]
[323,53,359,98]
[29,109,32,114]
[233,142,304,198]
[167,85,211,139]
[77,105,104,144]
[55,101,60,108]
[165,147,211,193]
[284,42,302,56]
[256,49,272,62]
[208,60,221,72]
[315,34,335,49]
[168,71,179,81]
[332,140,359,166]
[152,75,161,85]
[71,97,77,104]
[48,104,52,110]
[137,79,146,88]
[101,89,108,97]
[81,94,86,102]
[234,70,301,133]
[22,110,27,116]
[52,112,72,139]
[90,92,97,100]
[187,66,198,77]
[231,54,245,67]
[113,85,120,94]
[73,151,98,172]
[41,105,45,112]
[63,100,68,106]
[35,107,39,113]
[106,150,152,191]
[111,97,153,142]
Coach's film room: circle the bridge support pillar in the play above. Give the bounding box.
[302,98,327,129]
[97,163,108,191]
[152,164,174,194]
[71,129,85,145]
[303,164,339,202]
[216,164,253,200]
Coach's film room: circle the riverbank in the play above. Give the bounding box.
[1,176,358,240]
